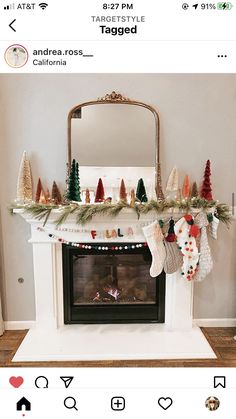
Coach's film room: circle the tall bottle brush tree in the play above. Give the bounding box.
[16,151,33,202]
[201,159,213,200]
[67,159,81,202]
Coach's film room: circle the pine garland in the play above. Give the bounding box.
[9,198,232,227]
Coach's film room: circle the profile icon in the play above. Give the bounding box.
[4,44,28,68]
[205,396,220,411]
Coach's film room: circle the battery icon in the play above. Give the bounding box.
[217,2,233,9]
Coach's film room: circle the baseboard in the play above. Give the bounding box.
[4,321,36,330]
[194,318,236,327]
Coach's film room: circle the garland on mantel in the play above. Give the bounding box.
[37,227,147,251]
[9,198,231,227]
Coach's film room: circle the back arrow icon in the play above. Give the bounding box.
[9,19,16,32]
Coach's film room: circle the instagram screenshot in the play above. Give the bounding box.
[0,1,236,417]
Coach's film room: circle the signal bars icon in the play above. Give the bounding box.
[39,2,48,9]
[4,3,14,9]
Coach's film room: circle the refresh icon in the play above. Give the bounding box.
[35,376,49,388]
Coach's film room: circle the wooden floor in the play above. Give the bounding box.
[0,328,236,367]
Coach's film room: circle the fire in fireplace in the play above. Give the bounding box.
[62,243,165,324]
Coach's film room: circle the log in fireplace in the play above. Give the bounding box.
[62,243,165,324]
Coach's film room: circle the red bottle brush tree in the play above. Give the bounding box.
[95,178,105,202]
[35,178,43,203]
[119,179,127,202]
[51,181,62,204]
[201,160,213,200]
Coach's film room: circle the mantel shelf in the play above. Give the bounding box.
[13,207,204,226]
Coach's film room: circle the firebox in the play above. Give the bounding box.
[62,243,165,324]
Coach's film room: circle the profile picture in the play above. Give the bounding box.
[205,396,220,411]
[4,44,28,68]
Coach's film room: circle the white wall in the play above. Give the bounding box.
[0,73,236,321]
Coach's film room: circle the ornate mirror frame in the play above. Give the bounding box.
[67,91,164,199]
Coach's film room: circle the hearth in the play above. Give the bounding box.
[62,243,166,324]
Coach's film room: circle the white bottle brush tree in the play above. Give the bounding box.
[166,166,179,199]
[16,151,33,203]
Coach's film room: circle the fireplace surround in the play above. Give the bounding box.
[62,243,165,324]
[11,209,215,361]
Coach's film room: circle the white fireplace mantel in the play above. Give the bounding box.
[12,209,215,361]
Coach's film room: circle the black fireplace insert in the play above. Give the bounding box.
[62,243,165,324]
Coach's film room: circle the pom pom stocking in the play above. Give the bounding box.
[209,215,219,239]
[194,212,213,281]
[174,216,199,281]
[142,221,166,278]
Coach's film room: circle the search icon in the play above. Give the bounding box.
[64,397,78,411]
[35,376,49,388]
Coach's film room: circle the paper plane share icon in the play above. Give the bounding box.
[192,3,198,9]
[60,376,74,388]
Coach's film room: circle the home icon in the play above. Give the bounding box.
[16,397,31,411]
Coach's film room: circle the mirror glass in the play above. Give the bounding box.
[70,101,158,201]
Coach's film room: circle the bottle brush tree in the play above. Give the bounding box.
[191,181,199,198]
[85,188,90,204]
[95,178,105,202]
[166,166,179,192]
[182,175,190,199]
[51,181,62,204]
[201,159,213,200]
[16,151,33,202]
[136,178,148,202]
[35,178,43,203]
[67,159,81,202]
[119,179,127,202]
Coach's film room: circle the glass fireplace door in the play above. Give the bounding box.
[63,244,165,324]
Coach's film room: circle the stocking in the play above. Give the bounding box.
[194,212,213,281]
[209,215,219,239]
[142,221,166,277]
[164,241,183,274]
[163,219,183,274]
[174,216,199,281]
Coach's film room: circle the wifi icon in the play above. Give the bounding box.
[39,2,48,9]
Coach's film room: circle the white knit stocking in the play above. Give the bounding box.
[142,221,166,277]
[163,241,183,274]
[194,212,213,281]
[209,215,219,239]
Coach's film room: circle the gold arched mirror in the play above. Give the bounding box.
[68,91,163,200]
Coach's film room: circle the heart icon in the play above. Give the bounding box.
[158,397,173,410]
[9,376,24,388]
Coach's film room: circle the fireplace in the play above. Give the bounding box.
[11,210,216,362]
[62,243,166,324]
